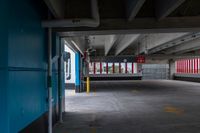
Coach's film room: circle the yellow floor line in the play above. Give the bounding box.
[164,105,185,116]
[91,127,96,133]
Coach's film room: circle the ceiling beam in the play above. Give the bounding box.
[64,40,77,53]
[148,33,200,54]
[56,17,200,36]
[115,34,140,55]
[165,37,200,54]
[155,0,186,19]
[64,37,86,55]
[126,0,146,21]
[90,54,200,62]
[104,35,117,56]
[145,54,200,60]
[137,33,188,54]
[43,0,65,18]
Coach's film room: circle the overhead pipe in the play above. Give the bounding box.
[42,0,100,28]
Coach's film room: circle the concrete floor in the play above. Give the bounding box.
[54,80,200,133]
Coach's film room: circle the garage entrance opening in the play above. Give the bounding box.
[56,32,200,133]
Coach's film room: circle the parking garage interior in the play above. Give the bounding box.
[1,0,200,133]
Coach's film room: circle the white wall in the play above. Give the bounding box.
[65,45,75,83]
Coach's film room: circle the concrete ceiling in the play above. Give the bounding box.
[89,35,111,48]
[43,0,200,33]
[44,0,200,19]
[64,32,200,57]
[43,0,200,58]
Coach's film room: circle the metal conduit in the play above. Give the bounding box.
[48,28,53,133]
[58,38,63,123]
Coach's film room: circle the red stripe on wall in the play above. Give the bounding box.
[187,60,190,73]
[177,61,179,73]
[100,62,102,74]
[194,59,196,73]
[119,63,121,73]
[184,60,186,73]
[185,60,187,73]
[195,58,198,73]
[190,59,191,73]
[192,59,194,73]
[113,63,115,73]
[198,58,199,74]
[182,60,184,73]
[178,61,180,73]
[181,60,183,73]
[94,62,96,74]
[125,62,127,73]
[106,62,108,74]
[132,63,134,74]
[186,60,188,73]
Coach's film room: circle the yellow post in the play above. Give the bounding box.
[86,77,90,93]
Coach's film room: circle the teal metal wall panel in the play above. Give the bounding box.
[8,0,46,68]
[5,0,49,132]
[8,71,47,132]
[0,70,9,133]
[0,0,63,132]
[0,0,8,68]
[0,0,9,132]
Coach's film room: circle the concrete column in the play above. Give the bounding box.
[75,52,81,93]
[169,59,176,80]
[80,57,85,92]
[81,59,88,92]
[137,63,143,74]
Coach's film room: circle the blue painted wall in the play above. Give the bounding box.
[0,0,9,133]
[75,52,80,86]
[0,71,9,133]
[7,0,48,132]
[0,0,64,132]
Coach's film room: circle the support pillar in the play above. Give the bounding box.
[80,57,85,92]
[137,63,142,74]
[169,59,176,80]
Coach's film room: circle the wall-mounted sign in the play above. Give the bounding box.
[136,55,145,63]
